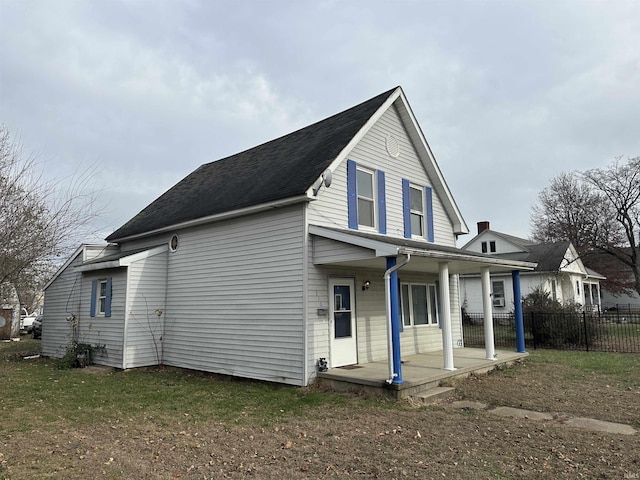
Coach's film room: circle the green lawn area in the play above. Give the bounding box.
[2,338,639,479]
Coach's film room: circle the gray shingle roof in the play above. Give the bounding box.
[495,241,572,272]
[106,87,398,242]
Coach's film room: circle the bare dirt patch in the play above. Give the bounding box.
[3,347,640,479]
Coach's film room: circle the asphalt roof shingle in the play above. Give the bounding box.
[106,87,398,242]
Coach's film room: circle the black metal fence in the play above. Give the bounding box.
[462,309,640,353]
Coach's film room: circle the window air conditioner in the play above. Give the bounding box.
[493,298,505,307]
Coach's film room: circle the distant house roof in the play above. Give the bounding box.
[106,87,399,242]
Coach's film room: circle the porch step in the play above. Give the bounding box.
[409,386,456,405]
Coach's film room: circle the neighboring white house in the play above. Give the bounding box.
[43,87,534,386]
[459,222,605,313]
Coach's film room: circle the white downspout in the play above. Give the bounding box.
[384,254,411,384]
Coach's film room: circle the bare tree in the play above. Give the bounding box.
[0,125,98,335]
[530,156,640,297]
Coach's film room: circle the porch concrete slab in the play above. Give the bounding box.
[564,417,637,435]
[489,406,553,421]
[317,348,528,400]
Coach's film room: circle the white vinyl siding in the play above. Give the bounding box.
[124,250,168,369]
[307,103,456,246]
[42,251,84,359]
[79,269,127,368]
[42,251,126,368]
[162,206,306,386]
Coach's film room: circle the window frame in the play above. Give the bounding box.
[356,166,376,229]
[409,184,425,238]
[400,282,439,327]
[97,279,108,316]
[90,277,112,318]
[492,280,505,307]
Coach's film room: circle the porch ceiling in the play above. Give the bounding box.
[310,225,536,275]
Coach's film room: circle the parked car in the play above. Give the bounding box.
[31,315,43,339]
[22,313,38,333]
[19,308,29,330]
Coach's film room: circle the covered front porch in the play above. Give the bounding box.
[317,347,528,400]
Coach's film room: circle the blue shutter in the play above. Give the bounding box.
[90,280,97,317]
[104,278,112,318]
[425,186,434,242]
[402,179,411,238]
[377,170,386,234]
[347,160,358,229]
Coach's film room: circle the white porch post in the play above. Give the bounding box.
[480,267,496,360]
[439,262,455,371]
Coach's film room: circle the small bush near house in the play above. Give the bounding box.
[57,341,107,369]
[522,286,600,348]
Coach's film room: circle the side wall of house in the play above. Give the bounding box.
[124,251,168,369]
[307,103,457,247]
[42,253,83,358]
[76,268,127,368]
[42,256,127,368]
[161,206,306,385]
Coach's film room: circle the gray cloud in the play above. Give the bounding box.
[1,0,639,243]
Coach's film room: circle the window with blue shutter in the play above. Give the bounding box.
[90,277,112,317]
[347,160,385,232]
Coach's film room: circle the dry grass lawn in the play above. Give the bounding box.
[2,339,639,479]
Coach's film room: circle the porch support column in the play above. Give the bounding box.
[512,270,526,353]
[386,257,404,384]
[480,267,496,360]
[439,262,455,371]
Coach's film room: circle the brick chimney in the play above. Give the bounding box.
[477,221,490,234]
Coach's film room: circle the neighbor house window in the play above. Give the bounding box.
[551,279,557,301]
[90,278,112,317]
[492,281,505,307]
[481,241,488,253]
[401,283,439,326]
[356,167,375,228]
[490,241,496,253]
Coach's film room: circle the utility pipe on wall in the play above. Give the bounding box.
[384,254,411,384]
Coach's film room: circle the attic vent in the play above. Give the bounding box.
[385,134,400,158]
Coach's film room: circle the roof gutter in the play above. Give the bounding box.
[108,195,311,243]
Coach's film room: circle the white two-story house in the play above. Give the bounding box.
[43,87,534,386]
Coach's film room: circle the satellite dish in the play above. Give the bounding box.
[322,169,332,188]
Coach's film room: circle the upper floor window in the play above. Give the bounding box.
[402,180,434,241]
[482,240,497,253]
[409,185,424,237]
[356,167,375,228]
[347,160,386,233]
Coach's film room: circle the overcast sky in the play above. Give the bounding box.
[1,0,639,247]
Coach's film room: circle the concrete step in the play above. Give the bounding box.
[409,386,455,405]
